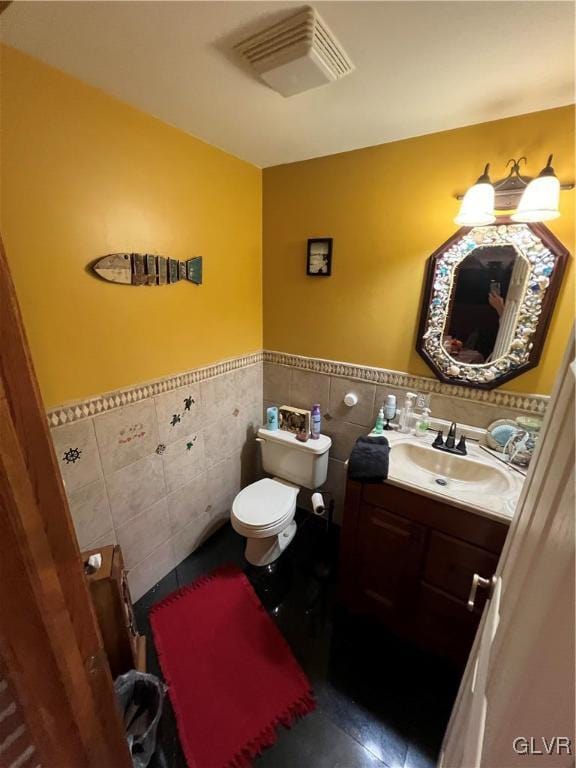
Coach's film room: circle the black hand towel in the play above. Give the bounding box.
[348,435,390,483]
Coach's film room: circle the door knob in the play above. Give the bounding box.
[467,573,497,612]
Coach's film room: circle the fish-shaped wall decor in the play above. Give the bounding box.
[92,253,202,286]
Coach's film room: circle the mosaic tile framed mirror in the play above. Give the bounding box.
[416,222,569,389]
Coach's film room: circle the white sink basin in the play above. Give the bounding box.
[381,433,524,521]
[392,442,513,494]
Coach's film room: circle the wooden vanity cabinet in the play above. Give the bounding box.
[339,479,509,666]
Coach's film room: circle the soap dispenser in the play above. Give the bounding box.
[374,406,385,434]
[399,392,416,434]
[415,407,431,437]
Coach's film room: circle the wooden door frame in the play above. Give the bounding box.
[0,235,131,767]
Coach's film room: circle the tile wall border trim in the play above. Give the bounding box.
[263,350,549,415]
[47,346,549,427]
[47,351,263,428]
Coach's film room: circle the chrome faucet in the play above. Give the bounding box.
[432,422,467,456]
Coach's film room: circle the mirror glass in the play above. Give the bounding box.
[445,245,525,365]
[417,223,568,389]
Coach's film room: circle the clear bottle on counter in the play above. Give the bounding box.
[398,392,416,434]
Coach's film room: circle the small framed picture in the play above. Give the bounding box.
[279,406,311,435]
[307,238,332,276]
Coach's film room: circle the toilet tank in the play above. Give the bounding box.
[257,428,331,489]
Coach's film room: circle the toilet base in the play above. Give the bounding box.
[244,520,297,566]
[246,560,292,610]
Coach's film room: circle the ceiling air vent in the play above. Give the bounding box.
[235,6,354,97]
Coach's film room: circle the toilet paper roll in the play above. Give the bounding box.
[311,492,325,515]
[344,392,358,407]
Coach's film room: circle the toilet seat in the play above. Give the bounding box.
[231,478,298,538]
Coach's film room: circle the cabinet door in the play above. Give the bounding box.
[424,531,499,605]
[356,503,426,622]
[413,583,481,666]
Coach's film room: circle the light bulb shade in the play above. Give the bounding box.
[511,174,560,222]
[454,182,496,226]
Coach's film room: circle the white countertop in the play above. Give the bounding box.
[364,429,525,525]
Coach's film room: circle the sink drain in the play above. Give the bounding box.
[435,477,448,486]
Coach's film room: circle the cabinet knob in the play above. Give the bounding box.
[467,573,496,612]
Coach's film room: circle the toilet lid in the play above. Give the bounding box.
[232,478,298,528]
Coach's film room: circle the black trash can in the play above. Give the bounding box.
[114,671,167,768]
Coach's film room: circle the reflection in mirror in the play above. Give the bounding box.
[445,245,527,365]
[417,223,569,389]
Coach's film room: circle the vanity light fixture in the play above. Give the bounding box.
[454,164,496,226]
[511,155,560,222]
[455,155,573,225]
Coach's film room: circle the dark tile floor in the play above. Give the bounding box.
[134,513,461,768]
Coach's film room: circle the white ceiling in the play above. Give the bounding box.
[1,1,574,167]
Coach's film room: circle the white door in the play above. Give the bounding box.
[440,330,575,768]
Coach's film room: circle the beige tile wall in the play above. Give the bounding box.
[50,352,546,601]
[51,363,262,601]
[263,361,545,524]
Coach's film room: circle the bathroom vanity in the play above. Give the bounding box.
[339,432,522,666]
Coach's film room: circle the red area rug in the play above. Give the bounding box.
[150,565,315,767]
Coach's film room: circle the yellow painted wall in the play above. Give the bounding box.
[0,46,262,408]
[1,45,573,404]
[263,107,574,394]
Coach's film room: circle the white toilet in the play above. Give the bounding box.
[231,427,332,566]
